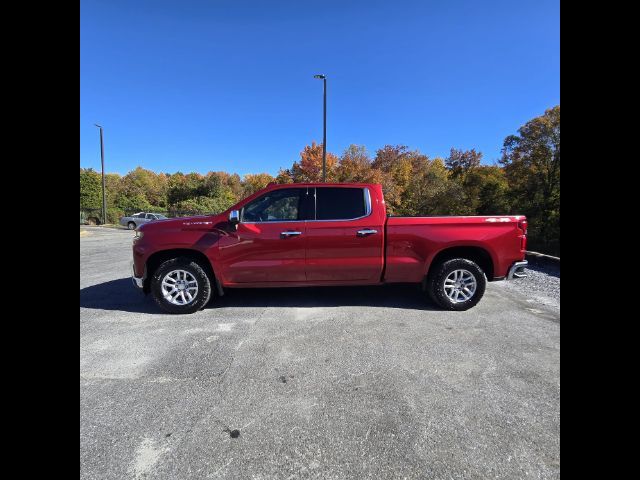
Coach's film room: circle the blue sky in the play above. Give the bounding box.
[80,0,559,177]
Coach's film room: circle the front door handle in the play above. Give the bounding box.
[357,229,378,237]
[281,231,302,238]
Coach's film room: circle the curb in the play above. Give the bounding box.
[81,224,128,230]
[525,251,560,268]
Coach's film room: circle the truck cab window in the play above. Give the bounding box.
[242,188,307,222]
[315,187,367,220]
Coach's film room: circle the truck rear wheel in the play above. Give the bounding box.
[150,257,212,314]
[427,258,486,311]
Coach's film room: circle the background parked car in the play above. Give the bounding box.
[119,212,168,230]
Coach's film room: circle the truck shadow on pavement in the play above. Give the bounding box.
[80,279,158,314]
[80,279,439,314]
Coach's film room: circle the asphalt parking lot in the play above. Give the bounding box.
[80,226,559,480]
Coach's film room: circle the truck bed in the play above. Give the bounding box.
[384,215,527,283]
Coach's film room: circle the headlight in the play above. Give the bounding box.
[134,230,144,240]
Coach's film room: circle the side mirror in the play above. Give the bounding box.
[229,210,240,228]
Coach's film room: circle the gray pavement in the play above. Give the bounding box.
[80,226,560,479]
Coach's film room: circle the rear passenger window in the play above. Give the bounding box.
[315,188,367,220]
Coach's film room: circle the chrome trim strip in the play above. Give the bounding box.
[363,187,372,217]
[388,215,519,219]
[507,260,528,279]
[241,220,307,224]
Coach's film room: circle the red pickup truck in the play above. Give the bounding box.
[132,183,527,314]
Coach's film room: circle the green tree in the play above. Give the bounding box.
[164,171,238,214]
[445,148,482,179]
[242,173,275,196]
[402,158,470,216]
[117,167,167,209]
[466,166,511,215]
[171,193,235,215]
[80,168,102,210]
[166,172,203,205]
[103,173,125,223]
[104,173,122,208]
[500,105,560,254]
[201,172,223,197]
[211,172,243,202]
[442,147,512,215]
[116,193,153,213]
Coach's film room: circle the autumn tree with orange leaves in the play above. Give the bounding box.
[287,142,339,182]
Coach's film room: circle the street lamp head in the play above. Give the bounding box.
[94,123,102,128]
[313,74,326,79]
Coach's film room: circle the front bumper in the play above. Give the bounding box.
[507,260,528,279]
[132,262,144,289]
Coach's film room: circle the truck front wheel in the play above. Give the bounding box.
[427,258,486,311]
[150,257,212,314]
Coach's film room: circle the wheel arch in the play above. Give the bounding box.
[144,248,220,294]
[426,245,495,281]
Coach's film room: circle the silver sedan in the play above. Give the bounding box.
[119,212,168,230]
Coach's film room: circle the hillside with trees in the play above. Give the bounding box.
[80,106,559,255]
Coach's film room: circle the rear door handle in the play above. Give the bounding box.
[357,229,378,237]
[281,231,302,238]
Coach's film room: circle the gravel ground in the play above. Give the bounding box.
[80,226,559,480]
[495,261,560,314]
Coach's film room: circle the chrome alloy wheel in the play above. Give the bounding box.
[161,269,199,305]
[443,269,477,303]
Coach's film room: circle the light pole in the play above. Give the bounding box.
[313,74,327,182]
[94,124,107,224]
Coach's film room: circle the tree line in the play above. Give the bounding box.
[80,105,559,255]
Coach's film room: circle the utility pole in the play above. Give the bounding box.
[313,74,327,182]
[94,124,107,224]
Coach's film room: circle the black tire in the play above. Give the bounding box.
[426,258,486,311]
[127,222,136,230]
[151,257,213,314]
